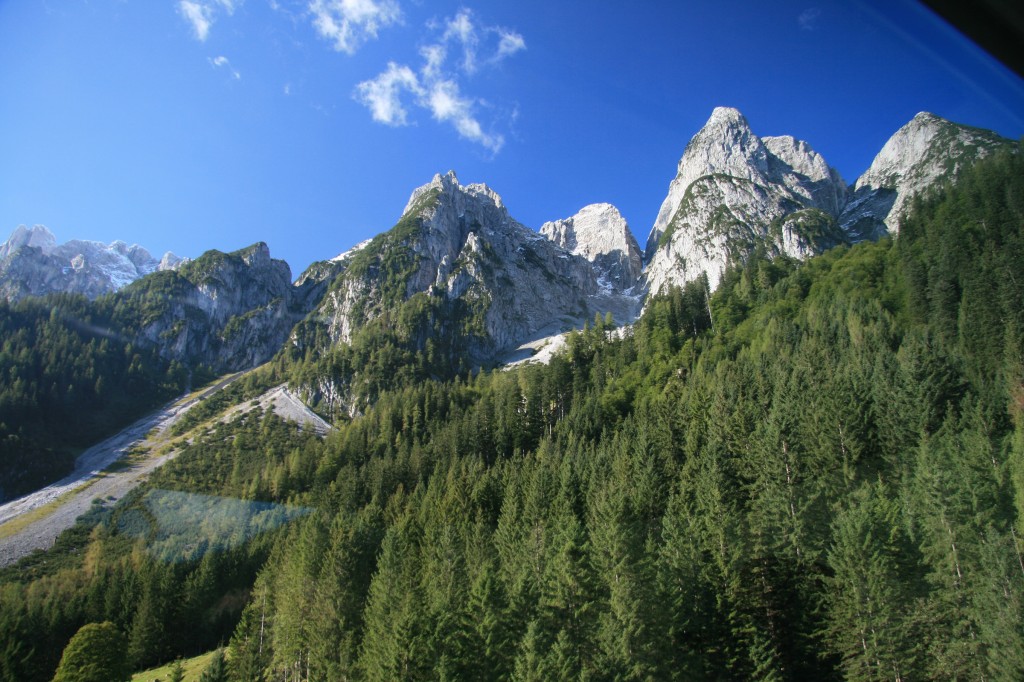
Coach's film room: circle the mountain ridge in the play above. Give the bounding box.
[0,224,182,301]
[1,108,1012,379]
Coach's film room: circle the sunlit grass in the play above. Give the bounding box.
[132,649,222,682]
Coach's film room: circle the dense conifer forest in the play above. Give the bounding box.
[1,145,1023,680]
[0,291,197,501]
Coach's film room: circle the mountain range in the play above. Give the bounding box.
[0,108,1011,376]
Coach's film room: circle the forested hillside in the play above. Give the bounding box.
[0,293,193,500]
[0,240,310,502]
[1,144,1023,680]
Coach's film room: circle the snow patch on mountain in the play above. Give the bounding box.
[0,225,183,301]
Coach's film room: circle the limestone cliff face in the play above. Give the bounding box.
[308,172,641,365]
[540,203,644,291]
[643,107,848,295]
[0,225,182,301]
[125,242,313,371]
[840,112,1010,240]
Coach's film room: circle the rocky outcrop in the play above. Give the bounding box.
[643,107,848,295]
[840,112,1010,240]
[309,171,642,365]
[124,242,309,371]
[540,203,643,291]
[0,225,182,301]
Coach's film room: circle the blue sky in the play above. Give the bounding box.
[1,0,1022,276]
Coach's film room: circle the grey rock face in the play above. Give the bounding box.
[127,242,309,372]
[840,112,1010,240]
[312,171,641,365]
[540,203,644,291]
[643,107,848,295]
[0,225,182,301]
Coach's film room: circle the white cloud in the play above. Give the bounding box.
[178,0,242,41]
[495,29,525,60]
[354,62,423,126]
[426,79,503,152]
[179,1,213,40]
[209,55,241,79]
[420,44,446,80]
[798,7,821,31]
[443,9,478,73]
[309,0,402,54]
[353,7,522,153]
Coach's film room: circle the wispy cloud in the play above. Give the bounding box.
[180,1,212,40]
[495,30,526,61]
[355,62,422,125]
[354,8,525,153]
[309,0,402,54]
[798,7,821,31]
[209,55,241,79]
[426,78,503,151]
[178,0,241,41]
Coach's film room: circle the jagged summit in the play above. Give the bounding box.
[642,107,848,296]
[302,170,643,401]
[643,107,846,263]
[0,224,182,301]
[839,111,1010,239]
[0,224,57,259]
[540,203,643,290]
[1,110,1009,378]
[403,170,505,218]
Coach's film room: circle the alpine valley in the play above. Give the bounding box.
[2,108,1024,681]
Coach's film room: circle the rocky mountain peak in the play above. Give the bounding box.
[645,107,772,261]
[402,170,506,216]
[300,171,645,399]
[159,251,185,271]
[761,135,848,217]
[0,225,183,301]
[642,107,849,297]
[856,112,949,189]
[840,111,1009,239]
[707,105,746,125]
[0,224,57,259]
[540,203,643,289]
[679,107,765,179]
[238,242,274,268]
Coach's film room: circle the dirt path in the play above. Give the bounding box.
[0,373,245,567]
[0,378,332,568]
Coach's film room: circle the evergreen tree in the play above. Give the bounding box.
[824,483,919,681]
[168,659,185,682]
[199,648,228,682]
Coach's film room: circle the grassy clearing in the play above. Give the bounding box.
[132,649,221,682]
[103,445,152,472]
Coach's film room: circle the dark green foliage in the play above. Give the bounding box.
[0,410,303,681]
[52,622,131,682]
[199,648,228,682]
[168,659,185,682]
[0,294,189,500]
